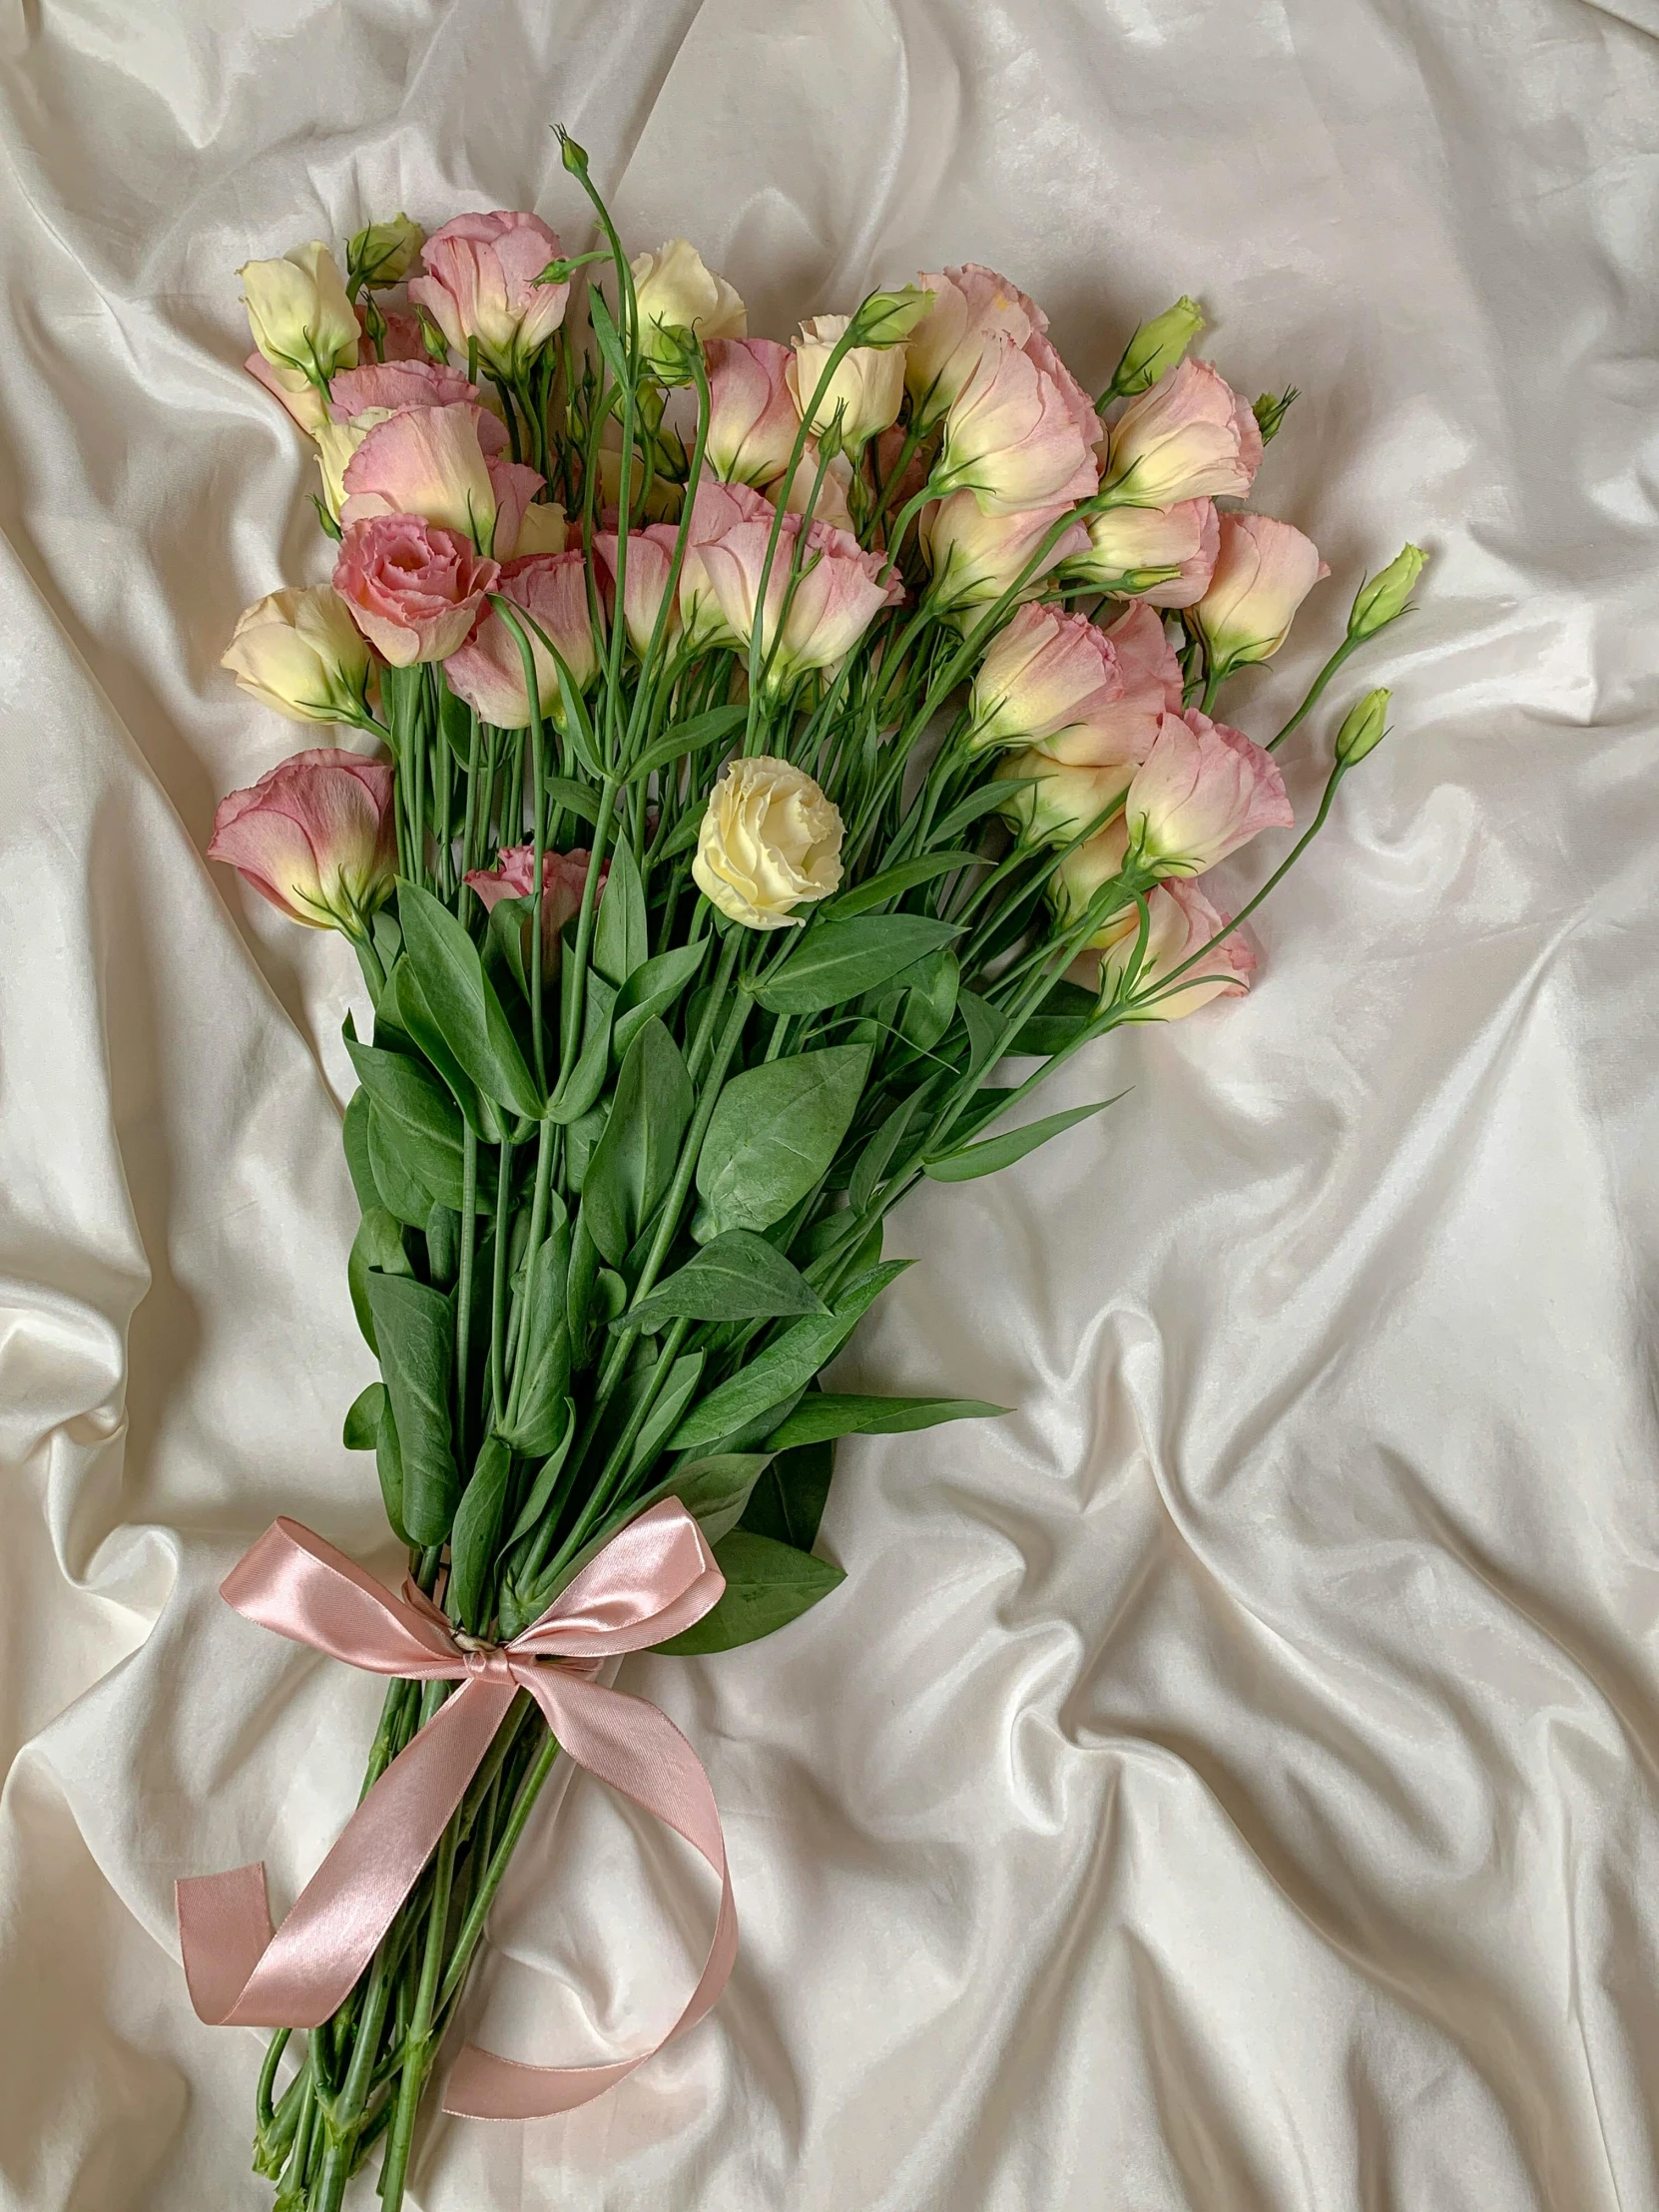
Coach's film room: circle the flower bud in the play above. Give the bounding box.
[693,757,844,930]
[1108,296,1204,399]
[850,285,935,347]
[789,314,905,450]
[560,131,591,177]
[1195,513,1329,673]
[240,243,360,383]
[222,586,375,724]
[347,214,424,290]
[208,749,396,931]
[1252,386,1298,445]
[1334,688,1390,767]
[631,240,746,378]
[1348,545,1426,640]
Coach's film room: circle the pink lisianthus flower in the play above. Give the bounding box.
[1195,513,1329,672]
[208,748,396,931]
[1101,357,1263,508]
[934,334,1101,515]
[968,605,1125,751]
[327,359,481,418]
[244,351,330,434]
[594,522,683,654]
[993,748,1138,844]
[1124,708,1294,874]
[368,305,430,362]
[997,601,1181,773]
[905,264,1047,432]
[702,337,802,487]
[1071,875,1256,1017]
[464,844,605,955]
[340,401,542,559]
[1066,498,1221,609]
[444,550,598,730]
[773,444,856,531]
[697,510,902,691]
[333,514,499,666]
[409,212,569,378]
[677,478,776,646]
[918,492,1089,622]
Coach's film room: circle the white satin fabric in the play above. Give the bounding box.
[1,2,1655,2204]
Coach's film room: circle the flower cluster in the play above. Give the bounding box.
[207,155,1422,2212]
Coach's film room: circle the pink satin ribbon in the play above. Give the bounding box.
[175,1498,738,2120]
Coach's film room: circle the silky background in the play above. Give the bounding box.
[0,0,1654,2205]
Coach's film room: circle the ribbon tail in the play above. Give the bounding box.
[441,1671,738,2121]
[177,1675,513,2028]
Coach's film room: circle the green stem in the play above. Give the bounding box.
[375,1810,460,2212]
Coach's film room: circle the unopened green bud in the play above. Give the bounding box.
[852,285,934,347]
[1252,386,1299,444]
[347,214,423,290]
[642,321,702,387]
[559,130,591,177]
[1109,295,1204,398]
[414,304,450,364]
[1348,544,1426,640]
[1335,688,1390,767]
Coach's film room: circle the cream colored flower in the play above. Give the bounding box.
[314,408,392,520]
[221,585,374,724]
[240,243,360,382]
[693,756,844,930]
[631,239,746,376]
[788,313,905,450]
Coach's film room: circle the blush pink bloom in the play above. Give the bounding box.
[968,605,1125,752]
[327,358,480,418]
[444,550,598,729]
[245,351,329,434]
[1026,601,1182,771]
[905,264,1046,432]
[774,444,856,530]
[697,511,902,689]
[340,401,542,559]
[1067,498,1221,608]
[332,514,499,666]
[1102,357,1263,508]
[919,493,1089,622]
[1074,875,1256,1017]
[1125,707,1294,874]
[208,748,396,930]
[1195,512,1330,670]
[370,306,430,362]
[464,844,604,955]
[409,211,569,377]
[935,335,1101,515]
[594,522,682,654]
[703,337,802,487]
[677,478,776,645]
[1104,602,1185,715]
[994,748,1138,844]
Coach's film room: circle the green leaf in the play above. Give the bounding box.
[564,1101,607,1194]
[499,1200,573,1455]
[548,971,615,1124]
[613,939,708,1061]
[898,949,960,1054]
[580,1018,693,1268]
[626,1351,706,1477]
[425,1200,459,1285]
[347,1206,411,1352]
[437,679,474,768]
[848,1091,920,1215]
[622,1232,828,1330]
[764,1393,1006,1449]
[955,988,1003,1080]
[922,1094,1126,1183]
[505,1400,577,1546]
[930,780,1023,845]
[343,1020,475,1213]
[740,1437,833,1551]
[669,1262,907,1453]
[342,1089,378,1215]
[627,703,746,784]
[366,1103,435,1228]
[695,1044,871,1239]
[397,880,543,1118]
[484,894,535,1002]
[635,1453,774,1545]
[365,1272,458,1544]
[832,851,980,918]
[750,915,963,1015]
[653,1529,843,1654]
[375,1395,410,1546]
[384,957,502,1143]
[448,1435,512,1634]
[544,776,600,826]
[591,834,648,988]
[342,1382,386,1450]
[588,285,632,395]
[657,807,704,859]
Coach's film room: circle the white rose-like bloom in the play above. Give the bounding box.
[788,314,905,449]
[240,243,360,382]
[222,585,374,724]
[313,408,394,520]
[693,756,844,930]
[631,239,746,376]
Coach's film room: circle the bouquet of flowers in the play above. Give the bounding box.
[186,131,1423,2212]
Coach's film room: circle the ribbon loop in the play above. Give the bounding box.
[175,1499,736,2120]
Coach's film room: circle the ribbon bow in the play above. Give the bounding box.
[175,1498,736,2120]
